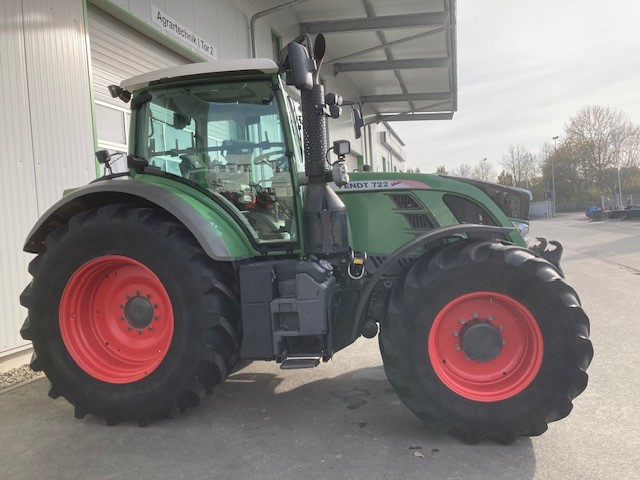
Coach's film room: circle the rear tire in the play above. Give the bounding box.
[380,239,593,443]
[20,204,241,425]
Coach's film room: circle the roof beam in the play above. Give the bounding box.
[368,112,454,123]
[303,12,448,34]
[334,57,450,74]
[361,92,451,103]
[325,27,451,65]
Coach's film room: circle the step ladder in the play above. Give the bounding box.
[279,356,321,370]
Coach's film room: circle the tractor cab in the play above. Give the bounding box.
[121,60,301,243]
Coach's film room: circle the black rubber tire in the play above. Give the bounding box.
[20,204,241,425]
[380,239,593,444]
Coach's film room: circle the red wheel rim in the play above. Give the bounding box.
[59,255,174,384]
[428,291,543,402]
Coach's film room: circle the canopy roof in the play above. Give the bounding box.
[291,0,458,123]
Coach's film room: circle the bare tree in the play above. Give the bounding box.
[471,158,496,183]
[452,163,473,178]
[617,130,640,170]
[500,145,527,186]
[500,145,540,188]
[564,105,639,188]
[497,170,514,186]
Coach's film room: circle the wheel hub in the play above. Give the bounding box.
[124,295,154,329]
[428,291,544,402]
[461,322,503,362]
[59,255,174,384]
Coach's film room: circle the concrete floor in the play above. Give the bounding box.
[1,214,638,480]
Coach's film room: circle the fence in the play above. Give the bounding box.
[600,194,640,210]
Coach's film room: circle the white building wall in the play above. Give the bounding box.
[0,0,95,361]
[368,122,407,173]
[23,0,96,211]
[99,0,250,61]
[0,0,40,356]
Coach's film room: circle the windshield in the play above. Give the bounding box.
[136,80,296,243]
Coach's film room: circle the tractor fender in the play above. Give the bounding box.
[24,178,252,261]
[351,224,514,342]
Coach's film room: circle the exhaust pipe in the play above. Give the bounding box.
[281,35,349,257]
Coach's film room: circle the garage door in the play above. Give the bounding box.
[88,5,191,169]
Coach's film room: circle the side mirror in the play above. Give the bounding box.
[284,42,314,91]
[352,108,364,140]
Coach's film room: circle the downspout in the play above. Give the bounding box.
[249,0,311,58]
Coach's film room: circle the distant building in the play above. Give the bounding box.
[365,123,407,173]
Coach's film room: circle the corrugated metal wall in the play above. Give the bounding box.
[0,0,40,354]
[23,0,96,211]
[0,0,94,355]
[89,4,190,107]
[103,0,250,61]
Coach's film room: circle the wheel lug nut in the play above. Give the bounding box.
[147,326,152,331]
[153,304,158,309]
[137,329,142,334]
[455,344,461,350]
[459,318,465,325]
[125,294,130,300]
[498,325,504,331]
[135,290,140,296]
[453,330,459,337]
[119,304,124,309]
[146,294,151,299]
[153,316,158,321]
[126,326,131,331]
[120,315,125,321]
[472,312,479,318]
[487,314,494,321]
[465,356,471,361]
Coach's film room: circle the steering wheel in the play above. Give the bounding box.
[253,150,289,173]
[252,150,288,165]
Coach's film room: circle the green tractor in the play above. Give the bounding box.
[20,34,592,443]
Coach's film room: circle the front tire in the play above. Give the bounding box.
[380,239,593,443]
[20,204,241,425]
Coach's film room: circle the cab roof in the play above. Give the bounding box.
[120,59,279,92]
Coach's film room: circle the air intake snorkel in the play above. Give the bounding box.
[280,34,349,258]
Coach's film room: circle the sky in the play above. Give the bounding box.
[394,0,640,173]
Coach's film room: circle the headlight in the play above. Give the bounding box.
[511,221,529,244]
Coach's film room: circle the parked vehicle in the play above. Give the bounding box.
[20,34,592,443]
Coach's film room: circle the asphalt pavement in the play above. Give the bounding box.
[1,213,638,480]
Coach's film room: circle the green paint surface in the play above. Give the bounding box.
[135,174,260,260]
[338,172,525,255]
